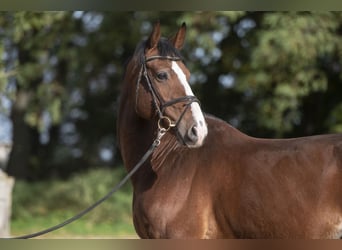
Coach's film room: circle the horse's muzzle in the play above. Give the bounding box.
[180,121,208,148]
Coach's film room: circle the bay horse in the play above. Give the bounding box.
[117,22,342,239]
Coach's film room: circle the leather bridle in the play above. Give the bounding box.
[135,55,200,131]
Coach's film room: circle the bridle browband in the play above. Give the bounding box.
[136,55,200,131]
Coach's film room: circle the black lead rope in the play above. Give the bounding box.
[5,129,166,239]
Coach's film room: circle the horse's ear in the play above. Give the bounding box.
[169,22,186,50]
[147,21,161,51]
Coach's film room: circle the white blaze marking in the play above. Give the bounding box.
[171,61,208,145]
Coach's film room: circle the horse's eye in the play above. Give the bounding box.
[156,72,168,81]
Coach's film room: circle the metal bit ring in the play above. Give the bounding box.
[158,116,175,131]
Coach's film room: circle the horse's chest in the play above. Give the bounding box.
[132,188,218,238]
[133,191,189,238]
[317,214,342,239]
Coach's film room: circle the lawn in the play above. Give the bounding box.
[10,168,137,238]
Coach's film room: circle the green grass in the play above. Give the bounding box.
[10,167,137,238]
[11,213,136,238]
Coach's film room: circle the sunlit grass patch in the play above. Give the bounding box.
[11,167,136,238]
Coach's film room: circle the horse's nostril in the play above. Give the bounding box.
[182,122,207,148]
[192,126,198,137]
[188,125,198,141]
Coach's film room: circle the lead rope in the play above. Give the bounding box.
[6,127,167,239]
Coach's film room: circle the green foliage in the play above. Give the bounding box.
[11,167,135,236]
[236,12,342,136]
[327,103,342,133]
[1,12,69,132]
[12,167,132,222]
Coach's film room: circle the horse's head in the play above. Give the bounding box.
[127,22,208,148]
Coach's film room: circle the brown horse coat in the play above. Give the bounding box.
[117,22,342,239]
[127,115,342,238]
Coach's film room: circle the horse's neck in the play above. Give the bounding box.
[120,113,179,167]
[119,110,153,160]
[118,99,183,188]
[151,131,180,171]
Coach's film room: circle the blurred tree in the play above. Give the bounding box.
[177,11,342,137]
[244,12,342,137]
[0,12,69,179]
[0,11,341,180]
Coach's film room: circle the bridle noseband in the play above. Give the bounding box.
[136,55,200,131]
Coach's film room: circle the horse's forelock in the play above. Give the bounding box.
[133,38,183,63]
[156,38,183,58]
[123,38,184,82]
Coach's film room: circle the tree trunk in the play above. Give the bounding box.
[0,169,14,237]
[5,90,32,179]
